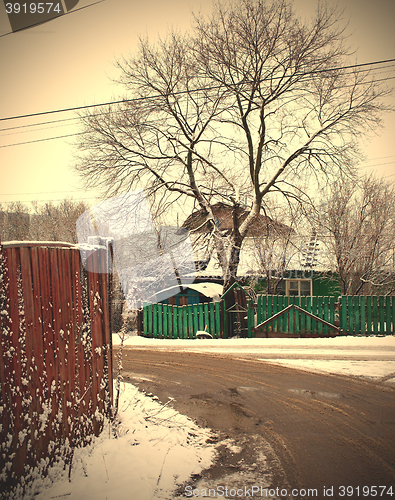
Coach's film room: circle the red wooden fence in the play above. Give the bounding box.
[0,241,112,494]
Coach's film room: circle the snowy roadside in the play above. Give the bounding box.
[21,383,217,500]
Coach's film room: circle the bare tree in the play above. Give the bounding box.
[0,202,30,241]
[0,199,89,244]
[29,199,90,243]
[74,0,392,292]
[314,175,395,295]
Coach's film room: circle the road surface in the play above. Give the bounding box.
[113,347,395,499]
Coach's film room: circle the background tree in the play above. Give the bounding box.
[313,175,395,295]
[0,199,89,244]
[75,0,392,291]
[0,202,30,241]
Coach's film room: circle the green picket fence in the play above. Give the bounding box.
[140,295,395,338]
[340,295,395,335]
[142,301,222,339]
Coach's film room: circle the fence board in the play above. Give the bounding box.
[366,296,372,335]
[385,297,391,335]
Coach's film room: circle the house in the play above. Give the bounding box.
[180,204,341,297]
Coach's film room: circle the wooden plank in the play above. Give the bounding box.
[182,305,187,339]
[257,295,262,326]
[329,297,335,331]
[316,296,322,335]
[157,304,163,338]
[209,302,215,337]
[294,297,300,335]
[30,247,48,461]
[199,303,204,331]
[204,303,209,334]
[167,304,173,338]
[283,296,289,332]
[162,304,168,338]
[300,296,306,334]
[215,301,221,338]
[63,249,79,432]
[385,296,391,335]
[86,249,103,436]
[143,304,148,335]
[306,296,312,334]
[267,295,273,333]
[71,249,88,440]
[392,296,395,335]
[273,295,279,333]
[372,296,378,334]
[354,296,360,334]
[277,295,284,333]
[0,247,24,479]
[173,305,178,339]
[188,305,193,339]
[247,300,253,338]
[348,296,353,333]
[96,248,112,411]
[323,296,329,335]
[379,296,385,334]
[261,295,267,334]
[19,246,39,467]
[193,304,199,337]
[312,296,317,334]
[366,296,372,335]
[340,296,347,334]
[360,296,366,335]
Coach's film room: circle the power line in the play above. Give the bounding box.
[1,57,395,124]
[0,116,80,133]
[0,132,85,148]
[0,196,100,204]
[2,65,395,135]
[1,76,395,147]
[0,190,88,196]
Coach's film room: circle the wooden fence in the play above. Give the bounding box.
[141,301,222,338]
[0,242,112,494]
[139,294,395,338]
[341,295,395,335]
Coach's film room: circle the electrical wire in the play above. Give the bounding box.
[0,132,85,148]
[1,58,395,124]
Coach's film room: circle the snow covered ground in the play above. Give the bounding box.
[22,384,217,500]
[114,334,395,384]
[20,335,395,500]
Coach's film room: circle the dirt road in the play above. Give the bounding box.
[113,347,395,499]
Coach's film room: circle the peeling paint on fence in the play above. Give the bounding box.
[0,242,112,496]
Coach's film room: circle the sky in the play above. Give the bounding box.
[0,0,395,210]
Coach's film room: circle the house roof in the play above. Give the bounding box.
[181,202,293,237]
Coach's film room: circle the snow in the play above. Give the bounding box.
[21,384,216,500]
[112,334,395,382]
[15,334,395,499]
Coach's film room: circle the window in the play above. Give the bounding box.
[285,279,312,296]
